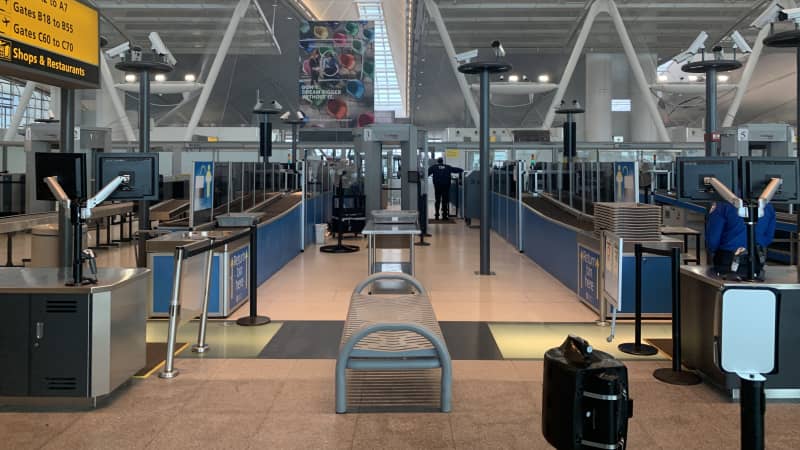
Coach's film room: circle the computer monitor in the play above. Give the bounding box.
[675,157,738,202]
[741,157,800,204]
[95,153,160,201]
[35,152,87,201]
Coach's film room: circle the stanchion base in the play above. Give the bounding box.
[595,320,610,327]
[236,315,271,326]
[653,368,702,385]
[618,342,659,356]
[474,271,496,276]
[320,244,360,253]
[158,369,179,379]
[415,241,431,246]
[192,344,209,353]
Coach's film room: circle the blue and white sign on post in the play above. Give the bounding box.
[602,231,624,310]
[613,161,639,203]
[229,245,250,310]
[578,244,600,308]
[190,161,214,227]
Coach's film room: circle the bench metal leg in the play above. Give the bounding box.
[335,356,348,414]
[335,322,452,413]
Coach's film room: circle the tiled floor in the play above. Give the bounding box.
[236,221,597,323]
[4,217,799,449]
[3,359,799,449]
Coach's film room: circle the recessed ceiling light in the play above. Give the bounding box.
[125,73,137,83]
[718,74,729,82]
[184,74,196,82]
[688,75,698,82]
[154,73,167,82]
[537,74,550,83]
[508,74,519,82]
[657,74,669,82]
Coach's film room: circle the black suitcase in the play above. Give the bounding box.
[542,335,633,450]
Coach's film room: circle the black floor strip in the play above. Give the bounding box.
[259,321,503,360]
[259,321,344,358]
[440,322,504,360]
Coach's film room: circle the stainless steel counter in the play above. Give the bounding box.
[680,264,800,398]
[145,229,248,254]
[362,222,422,235]
[681,264,800,289]
[0,267,151,402]
[0,267,150,294]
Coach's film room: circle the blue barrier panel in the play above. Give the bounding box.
[152,253,222,315]
[257,206,302,285]
[521,207,578,291]
[618,255,673,314]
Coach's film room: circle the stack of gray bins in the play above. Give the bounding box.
[371,210,419,225]
[594,202,662,241]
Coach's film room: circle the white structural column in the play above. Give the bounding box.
[543,0,603,130]
[585,54,612,142]
[3,82,36,141]
[543,0,670,142]
[606,0,669,142]
[100,55,137,142]
[722,25,770,128]
[423,0,480,127]
[183,0,250,141]
[631,53,659,142]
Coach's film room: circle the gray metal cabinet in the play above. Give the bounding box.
[0,295,30,395]
[0,294,89,397]
[29,295,90,397]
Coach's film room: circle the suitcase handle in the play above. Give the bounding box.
[566,334,593,357]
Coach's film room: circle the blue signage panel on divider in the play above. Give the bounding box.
[229,245,249,310]
[578,244,600,309]
[193,161,214,211]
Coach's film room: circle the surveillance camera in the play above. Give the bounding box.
[672,50,695,64]
[491,40,506,58]
[455,49,478,64]
[751,1,783,28]
[782,7,800,23]
[730,31,753,54]
[687,31,709,54]
[148,32,177,66]
[270,100,282,110]
[104,42,130,59]
[280,111,290,120]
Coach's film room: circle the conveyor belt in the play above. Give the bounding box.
[0,202,134,235]
[150,199,189,221]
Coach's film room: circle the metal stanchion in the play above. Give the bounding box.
[237,224,271,326]
[653,247,702,384]
[160,246,185,379]
[618,244,658,356]
[192,238,216,354]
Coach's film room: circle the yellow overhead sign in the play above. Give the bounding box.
[0,0,99,88]
[445,149,459,158]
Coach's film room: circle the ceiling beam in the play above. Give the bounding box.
[437,2,754,10]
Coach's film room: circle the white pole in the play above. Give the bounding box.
[542,1,602,130]
[4,82,36,141]
[722,25,770,128]
[100,56,137,142]
[184,0,250,141]
[606,0,670,142]
[423,0,480,127]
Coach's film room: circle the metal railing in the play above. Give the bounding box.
[159,228,250,378]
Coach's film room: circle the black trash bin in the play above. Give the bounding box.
[542,335,633,450]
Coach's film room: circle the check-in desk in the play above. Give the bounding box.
[0,268,150,403]
[681,265,800,398]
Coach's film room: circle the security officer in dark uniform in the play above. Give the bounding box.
[706,200,776,276]
[427,157,463,220]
